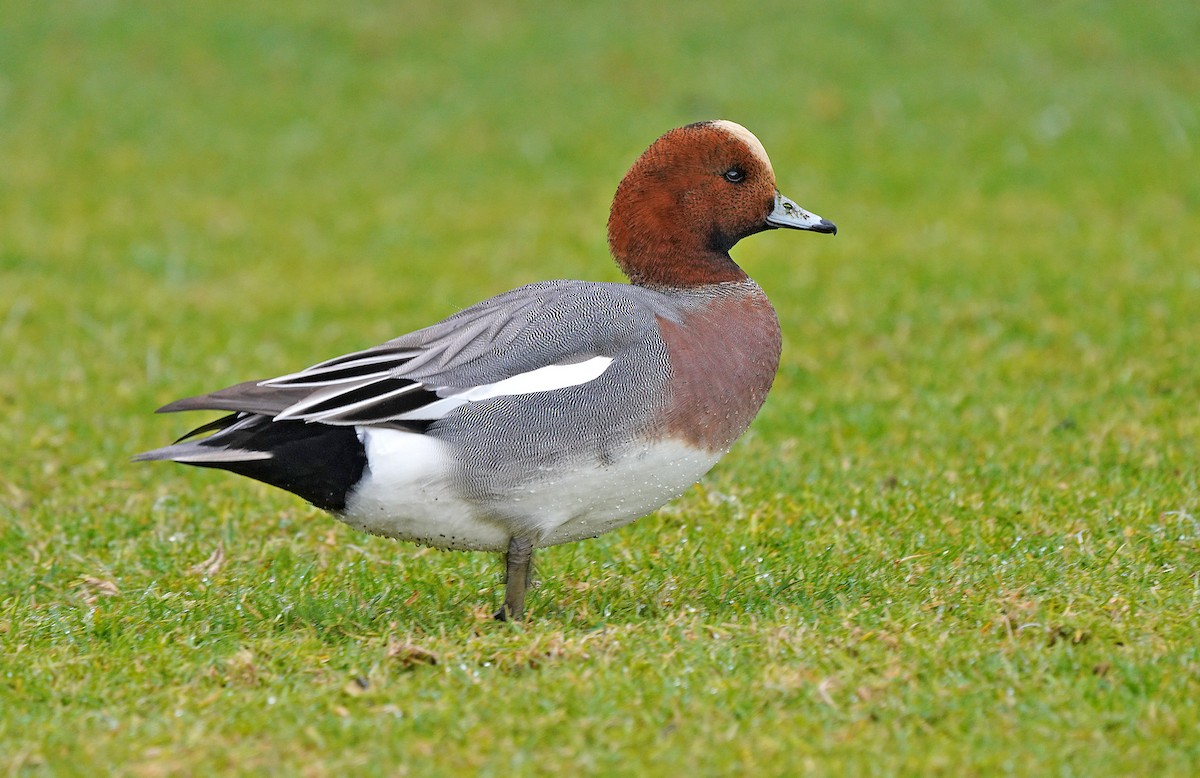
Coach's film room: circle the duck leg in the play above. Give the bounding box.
[494,536,534,621]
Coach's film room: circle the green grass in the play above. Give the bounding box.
[3,0,1199,774]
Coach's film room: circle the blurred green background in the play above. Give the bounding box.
[2,1,1198,774]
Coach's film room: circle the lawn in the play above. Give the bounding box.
[2,0,1199,774]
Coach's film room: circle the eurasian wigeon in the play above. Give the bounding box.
[136,120,836,620]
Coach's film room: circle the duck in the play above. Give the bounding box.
[135,120,836,621]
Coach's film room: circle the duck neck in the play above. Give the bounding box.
[609,231,748,289]
[614,242,744,288]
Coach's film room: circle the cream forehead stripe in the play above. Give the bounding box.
[709,120,774,177]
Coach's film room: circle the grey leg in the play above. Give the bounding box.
[494,536,534,621]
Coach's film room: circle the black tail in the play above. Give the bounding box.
[135,413,368,512]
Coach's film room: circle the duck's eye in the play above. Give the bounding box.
[723,168,746,184]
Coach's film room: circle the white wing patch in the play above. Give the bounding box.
[265,353,615,425]
[395,355,614,420]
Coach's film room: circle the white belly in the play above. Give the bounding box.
[341,428,722,552]
[531,440,722,546]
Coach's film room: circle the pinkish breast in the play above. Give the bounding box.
[656,284,782,452]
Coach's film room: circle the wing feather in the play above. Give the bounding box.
[154,281,669,431]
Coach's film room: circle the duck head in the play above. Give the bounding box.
[608,120,835,288]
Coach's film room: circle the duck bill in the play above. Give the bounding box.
[766,192,837,234]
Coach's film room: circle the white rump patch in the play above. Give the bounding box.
[710,120,774,176]
[395,355,614,420]
[343,428,508,551]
